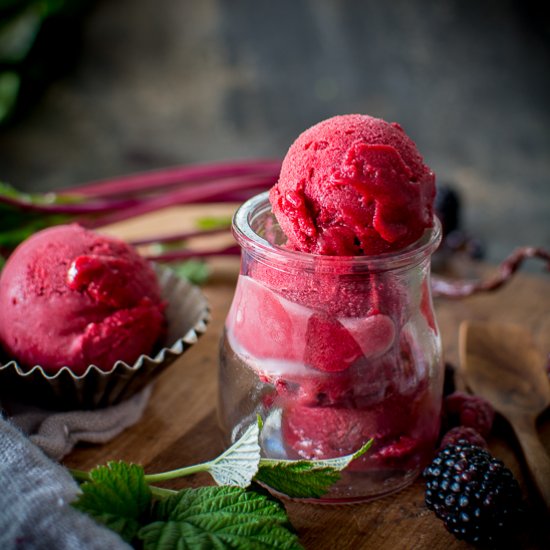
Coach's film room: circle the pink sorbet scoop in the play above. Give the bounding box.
[0,224,165,375]
[269,114,435,255]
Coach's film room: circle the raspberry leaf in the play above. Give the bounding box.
[138,486,302,549]
[142,422,261,487]
[256,439,373,498]
[72,461,152,543]
[208,421,261,487]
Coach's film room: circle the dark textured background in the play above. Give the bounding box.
[0,0,548,264]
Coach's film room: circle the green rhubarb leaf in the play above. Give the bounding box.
[138,486,302,550]
[207,421,261,487]
[255,439,373,498]
[72,461,152,543]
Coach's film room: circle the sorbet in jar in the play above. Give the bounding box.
[219,115,443,501]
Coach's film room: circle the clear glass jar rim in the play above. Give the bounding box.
[233,191,442,271]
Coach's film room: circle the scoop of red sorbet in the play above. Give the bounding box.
[0,224,165,375]
[269,114,435,255]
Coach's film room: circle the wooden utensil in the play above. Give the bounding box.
[459,320,550,511]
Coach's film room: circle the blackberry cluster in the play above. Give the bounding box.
[424,441,523,545]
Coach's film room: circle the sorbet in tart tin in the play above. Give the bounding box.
[0,224,210,410]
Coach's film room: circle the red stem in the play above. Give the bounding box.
[68,159,281,199]
[431,246,550,298]
[0,194,142,215]
[86,174,274,228]
[130,226,229,246]
[144,244,241,262]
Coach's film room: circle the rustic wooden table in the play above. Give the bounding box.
[63,207,550,549]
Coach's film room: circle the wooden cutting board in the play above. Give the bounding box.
[63,206,550,549]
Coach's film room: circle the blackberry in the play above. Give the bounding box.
[435,184,461,236]
[440,426,487,449]
[424,441,523,545]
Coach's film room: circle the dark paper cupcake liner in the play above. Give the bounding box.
[0,264,210,410]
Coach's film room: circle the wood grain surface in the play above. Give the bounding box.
[63,207,550,549]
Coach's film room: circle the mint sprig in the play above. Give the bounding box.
[71,422,372,548]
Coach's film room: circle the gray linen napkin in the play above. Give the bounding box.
[0,416,131,549]
[5,385,152,460]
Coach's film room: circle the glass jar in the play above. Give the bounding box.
[218,192,443,502]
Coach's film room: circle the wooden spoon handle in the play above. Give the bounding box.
[511,416,550,512]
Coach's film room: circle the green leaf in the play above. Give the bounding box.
[0,182,76,249]
[0,6,42,63]
[143,422,261,487]
[0,212,70,248]
[0,181,43,203]
[256,461,338,499]
[171,259,210,285]
[255,440,373,498]
[196,215,232,230]
[208,422,261,487]
[0,71,19,121]
[139,486,303,550]
[0,181,79,206]
[72,461,152,543]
